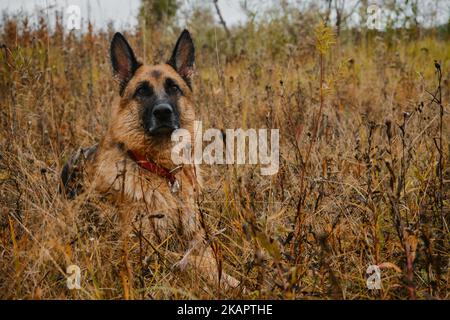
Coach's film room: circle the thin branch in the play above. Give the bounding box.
[213,0,231,38]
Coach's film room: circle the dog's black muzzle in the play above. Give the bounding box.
[143,102,180,136]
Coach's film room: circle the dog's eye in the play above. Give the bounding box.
[165,79,182,95]
[169,84,181,94]
[135,84,153,98]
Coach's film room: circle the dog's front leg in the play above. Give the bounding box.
[174,237,240,290]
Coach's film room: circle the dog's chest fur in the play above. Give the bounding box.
[63,141,200,244]
[98,145,198,236]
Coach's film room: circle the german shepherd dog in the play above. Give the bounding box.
[61,30,238,294]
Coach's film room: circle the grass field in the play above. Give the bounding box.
[0,8,449,299]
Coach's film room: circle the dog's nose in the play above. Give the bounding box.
[153,104,173,121]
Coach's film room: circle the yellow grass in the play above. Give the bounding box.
[0,13,449,299]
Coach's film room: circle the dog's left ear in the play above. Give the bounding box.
[167,30,195,87]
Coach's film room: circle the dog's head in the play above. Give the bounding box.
[108,30,195,162]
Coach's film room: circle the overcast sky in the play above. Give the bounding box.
[0,0,247,30]
[1,0,448,31]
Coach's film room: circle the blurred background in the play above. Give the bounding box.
[1,0,449,63]
[0,0,449,32]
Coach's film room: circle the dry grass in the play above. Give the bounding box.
[0,13,449,299]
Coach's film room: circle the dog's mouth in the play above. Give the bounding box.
[148,124,179,136]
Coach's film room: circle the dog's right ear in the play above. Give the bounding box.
[110,32,141,96]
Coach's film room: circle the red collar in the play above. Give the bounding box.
[127,150,176,185]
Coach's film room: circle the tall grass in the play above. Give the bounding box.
[0,11,449,299]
